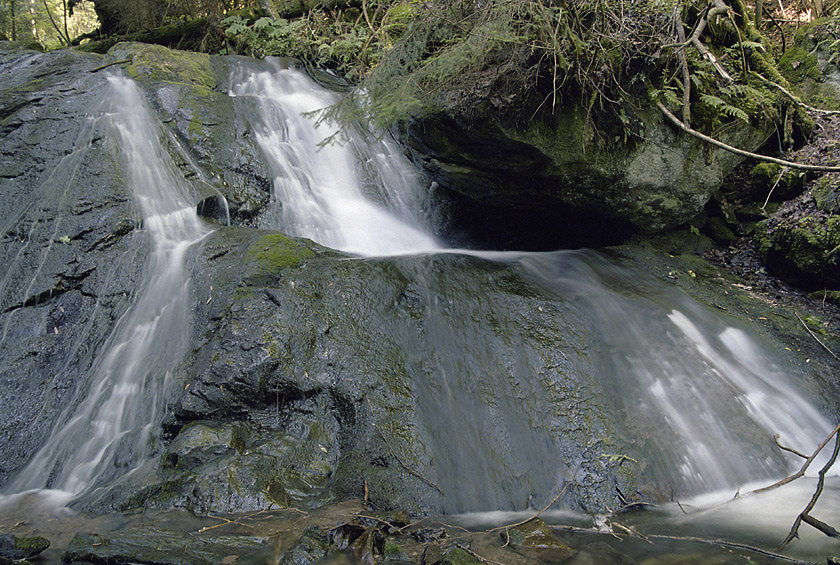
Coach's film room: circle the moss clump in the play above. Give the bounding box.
[0,534,50,560]
[778,45,822,84]
[750,162,806,201]
[109,42,217,90]
[755,215,840,289]
[813,174,840,213]
[243,233,317,286]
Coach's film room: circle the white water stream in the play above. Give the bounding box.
[5,76,212,499]
[229,58,440,256]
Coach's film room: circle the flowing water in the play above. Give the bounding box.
[229,58,440,256]
[4,76,212,501]
[0,57,837,560]
[229,58,837,503]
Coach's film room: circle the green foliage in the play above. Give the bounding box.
[223,1,421,80]
[222,0,791,140]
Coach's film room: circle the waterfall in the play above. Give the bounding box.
[5,75,212,499]
[229,58,440,256]
[229,59,836,507]
[514,251,836,495]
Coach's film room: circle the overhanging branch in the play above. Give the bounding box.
[657,101,840,172]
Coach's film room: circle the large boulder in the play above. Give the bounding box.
[110,228,636,516]
[400,87,772,249]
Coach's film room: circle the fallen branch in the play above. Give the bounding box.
[89,59,132,73]
[801,513,840,538]
[657,101,840,172]
[778,428,840,550]
[794,312,840,361]
[750,421,840,495]
[645,534,813,564]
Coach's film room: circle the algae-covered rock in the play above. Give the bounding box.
[401,91,771,248]
[103,42,272,223]
[279,525,330,565]
[503,518,577,563]
[0,44,143,488]
[755,195,840,289]
[63,529,269,564]
[0,534,49,560]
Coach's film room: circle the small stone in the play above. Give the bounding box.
[503,518,577,563]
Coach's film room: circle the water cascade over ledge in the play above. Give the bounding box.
[227,59,837,505]
[4,75,213,502]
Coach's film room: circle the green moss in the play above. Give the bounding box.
[440,547,481,565]
[243,233,316,286]
[778,45,821,84]
[813,174,840,213]
[755,215,840,288]
[809,289,840,304]
[114,43,217,89]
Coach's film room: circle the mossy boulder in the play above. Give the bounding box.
[279,525,330,565]
[243,233,318,286]
[755,197,840,289]
[103,42,272,222]
[778,18,840,111]
[401,90,772,249]
[0,534,49,560]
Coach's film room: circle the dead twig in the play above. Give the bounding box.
[754,71,840,115]
[365,395,443,495]
[89,59,132,73]
[761,166,788,211]
[374,424,444,495]
[777,429,840,550]
[657,101,840,172]
[454,543,506,565]
[774,434,809,459]
[750,421,840,495]
[493,485,568,546]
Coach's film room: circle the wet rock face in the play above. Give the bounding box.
[142,229,633,516]
[0,45,144,487]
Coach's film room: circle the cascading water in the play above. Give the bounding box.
[4,75,212,501]
[229,58,440,256]
[228,59,836,509]
[514,251,836,494]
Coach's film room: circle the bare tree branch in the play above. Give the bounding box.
[777,429,840,550]
[657,101,840,172]
[750,422,840,495]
